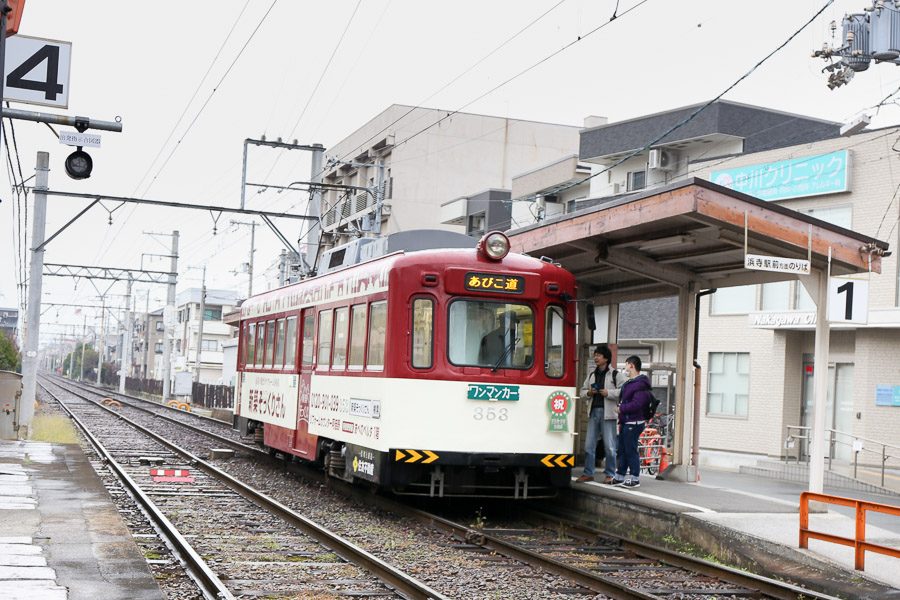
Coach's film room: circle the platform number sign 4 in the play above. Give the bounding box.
[827,276,868,324]
[3,36,71,108]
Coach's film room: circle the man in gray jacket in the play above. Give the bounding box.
[576,345,621,483]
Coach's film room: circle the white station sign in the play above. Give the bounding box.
[59,130,100,148]
[744,253,810,275]
[828,276,869,324]
[3,35,72,108]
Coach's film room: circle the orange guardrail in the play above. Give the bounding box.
[799,491,900,570]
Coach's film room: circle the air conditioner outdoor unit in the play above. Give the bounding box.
[611,182,622,194]
[648,148,675,172]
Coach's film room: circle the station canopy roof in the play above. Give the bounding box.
[508,178,889,304]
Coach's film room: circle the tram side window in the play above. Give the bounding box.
[317,310,333,369]
[301,313,315,367]
[285,316,297,369]
[411,298,433,369]
[545,305,565,378]
[245,322,256,367]
[332,307,349,369]
[367,301,387,370]
[274,318,286,369]
[264,321,276,368]
[255,321,265,367]
[348,304,367,370]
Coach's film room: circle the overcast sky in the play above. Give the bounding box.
[4,0,898,344]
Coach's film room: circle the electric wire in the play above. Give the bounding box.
[92,0,279,268]
[528,0,836,201]
[2,120,23,312]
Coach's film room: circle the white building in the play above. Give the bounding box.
[166,288,239,385]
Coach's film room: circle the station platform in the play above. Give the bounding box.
[0,439,165,600]
[551,467,900,599]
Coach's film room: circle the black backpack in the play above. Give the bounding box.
[644,392,660,421]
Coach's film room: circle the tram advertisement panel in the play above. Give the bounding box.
[239,372,299,429]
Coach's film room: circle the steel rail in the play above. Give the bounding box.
[521,509,844,600]
[38,382,236,600]
[40,377,448,600]
[46,376,262,457]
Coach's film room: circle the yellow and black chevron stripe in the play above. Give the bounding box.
[540,454,574,468]
[394,449,439,464]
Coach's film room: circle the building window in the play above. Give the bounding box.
[710,285,756,315]
[760,281,790,311]
[707,352,749,417]
[467,212,485,237]
[411,298,433,369]
[155,321,164,332]
[200,339,219,352]
[627,170,646,191]
[203,307,222,321]
[154,342,163,354]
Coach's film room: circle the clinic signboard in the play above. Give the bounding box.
[710,150,850,202]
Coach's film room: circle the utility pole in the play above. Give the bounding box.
[119,276,133,393]
[373,157,386,236]
[19,152,49,439]
[231,220,257,298]
[194,265,206,383]
[162,231,179,402]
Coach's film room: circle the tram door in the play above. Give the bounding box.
[801,360,854,461]
[293,308,317,458]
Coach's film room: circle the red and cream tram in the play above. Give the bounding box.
[235,231,578,497]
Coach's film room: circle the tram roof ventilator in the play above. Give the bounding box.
[319,229,477,274]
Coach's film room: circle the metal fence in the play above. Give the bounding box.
[115,376,234,410]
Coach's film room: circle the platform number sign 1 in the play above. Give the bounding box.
[3,36,71,108]
[827,276,868,324]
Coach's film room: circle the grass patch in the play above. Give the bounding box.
[30,414,79,444]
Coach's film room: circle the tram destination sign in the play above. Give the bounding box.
[464,272,524,294]
[744,253,810,275]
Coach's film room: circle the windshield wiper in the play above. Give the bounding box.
[491,335,519,372]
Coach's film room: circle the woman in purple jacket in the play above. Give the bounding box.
[613,355,652,488]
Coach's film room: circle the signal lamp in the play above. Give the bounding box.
[65,147,93,180]
[479,231,511,261]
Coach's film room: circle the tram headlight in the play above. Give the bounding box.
[480,231,510,261]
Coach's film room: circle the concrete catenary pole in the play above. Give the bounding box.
[96,296,105,385]
[79,313,86,381]
[19,151,49,439]
[119,276,133,393]
[194,266,206,383]
[162,231,179,401]
[142,291,150,378]
[247,222,255,297]
[306,144,324,272]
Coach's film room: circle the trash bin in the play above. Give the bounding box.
[0,370,22,440]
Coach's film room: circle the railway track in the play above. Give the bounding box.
[39,376,446,600]
[45,376,842,599]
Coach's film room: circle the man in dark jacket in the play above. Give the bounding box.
[612,355,652,488]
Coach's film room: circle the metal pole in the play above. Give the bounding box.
[119,276,133,393]
[809,267,831,494]
[0,0,9,154]
[79,313,86,381]
[194,266,206,383]
[306,144,324,271]
[19,151,50,439]
[96,296,105,385]
[240,139,249,210]
[373,156,385,236]
[162,231,179,401]
[248,222,255,297]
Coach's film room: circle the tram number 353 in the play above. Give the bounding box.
[473,407,509,421]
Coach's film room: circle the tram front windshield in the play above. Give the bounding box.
[448,300,534,369]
